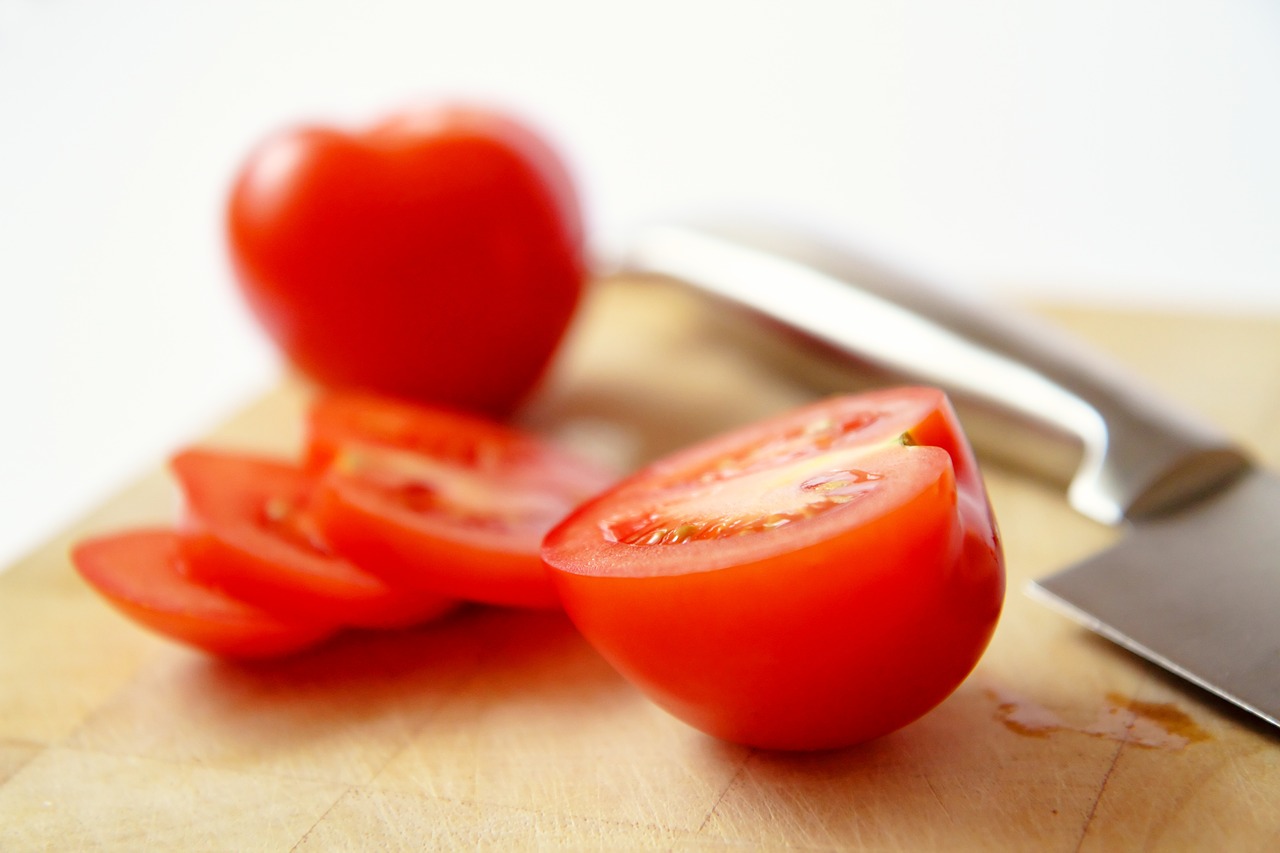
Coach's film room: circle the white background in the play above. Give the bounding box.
[2,0,1278,568]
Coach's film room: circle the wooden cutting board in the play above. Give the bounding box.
[2,278,1278,850]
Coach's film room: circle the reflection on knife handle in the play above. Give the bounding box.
[619,222,1249,526]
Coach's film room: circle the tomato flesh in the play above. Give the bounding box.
[305,393,617,609]
[172,448,457,630]
[542,387,1004,751]
[71,529,334,659]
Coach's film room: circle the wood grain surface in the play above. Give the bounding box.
[2,278,1278,851]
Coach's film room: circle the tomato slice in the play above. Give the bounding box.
[71,529,334,659]
[171,449,457,630]
[542,387,1005,751]
[304,393,617,609]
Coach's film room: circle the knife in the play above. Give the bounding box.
[615,221,1278,729]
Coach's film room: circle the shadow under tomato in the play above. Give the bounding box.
[193,604,604,702]
[124,605,648,779]
[683,684,1018,846]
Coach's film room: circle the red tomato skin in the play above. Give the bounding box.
[172,449,456,630]
[71,529,333,659]
[226,105,585,416]
[543,388,1005,751]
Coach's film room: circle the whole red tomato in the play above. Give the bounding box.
[226,105,585,416]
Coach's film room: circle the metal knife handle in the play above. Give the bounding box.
[618,222,1249,525]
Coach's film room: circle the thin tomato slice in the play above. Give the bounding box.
[542,387,1005,751]
[172,448,456,630]
[305,393,617,609]
[71,529,333,659]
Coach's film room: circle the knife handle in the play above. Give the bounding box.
[618,222,1249,526]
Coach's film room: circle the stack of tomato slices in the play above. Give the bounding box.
[71,392,618,659]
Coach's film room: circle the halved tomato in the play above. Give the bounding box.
[305,393,617,609]
[541,387,1005,751]
[71,529,334,659]
[172,448,457,630]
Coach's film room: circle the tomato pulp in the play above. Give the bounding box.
[226,104,585,416]
[542,387,1004,751]
[306,393,617,609]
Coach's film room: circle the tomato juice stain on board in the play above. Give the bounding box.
[988,690,1067,739]
[1087,692,1212,749]
[986,687,1211,750]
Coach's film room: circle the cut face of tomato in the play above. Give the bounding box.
[172,448,456,630]
[71,529,334,659]
[542,387,1005,751]
[305,393,617,609]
